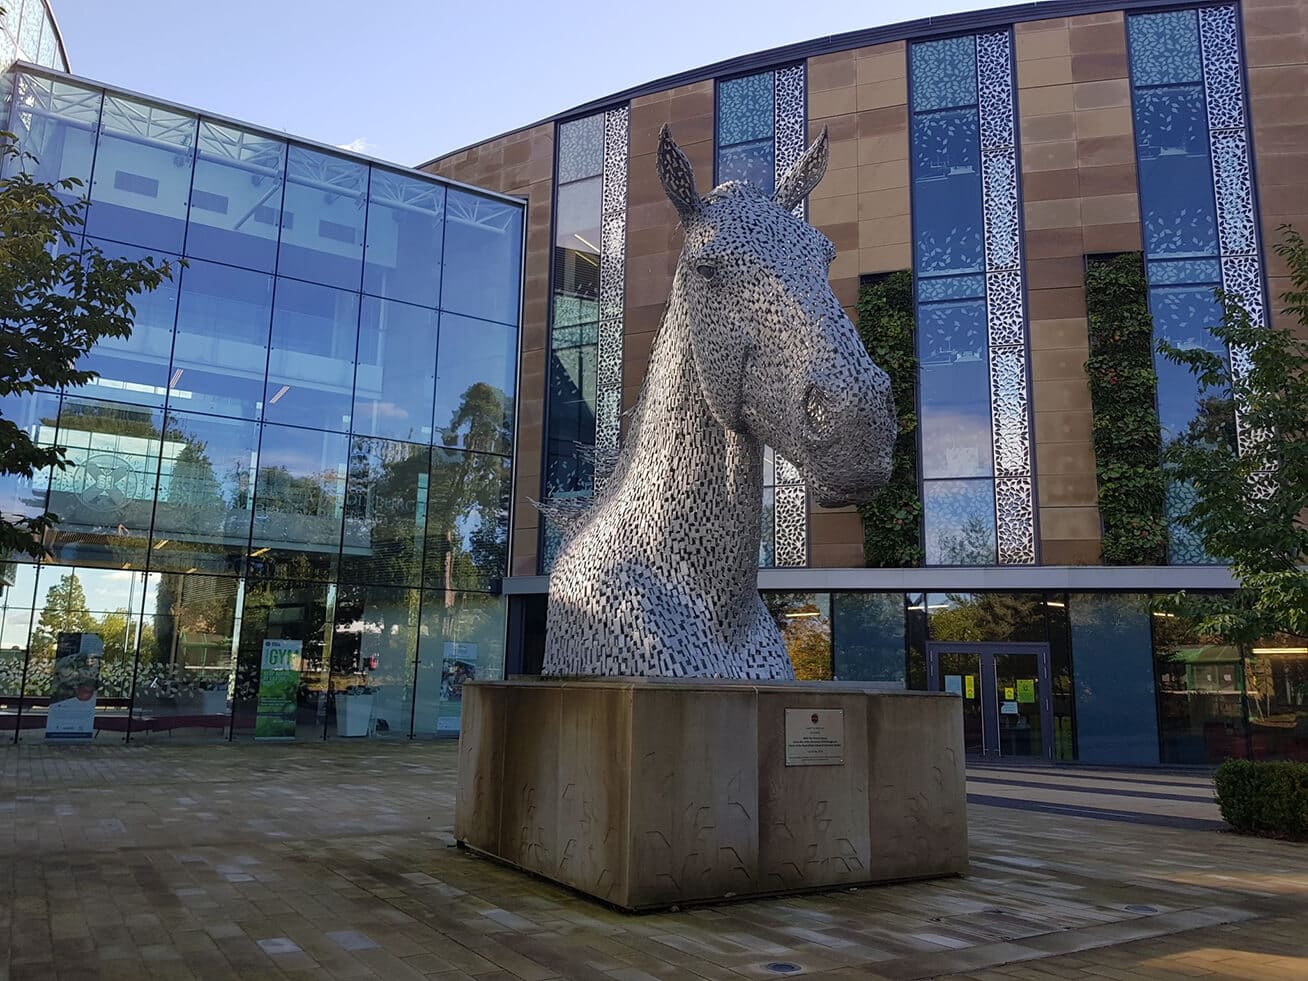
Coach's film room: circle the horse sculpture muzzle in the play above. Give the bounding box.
[797,314,897,508]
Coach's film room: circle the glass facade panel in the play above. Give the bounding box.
[171,260,274,420]
[1127,9,1234,565]
[911,36,996,565]
[264,278,359,433]
[1,70,522,741]
[249,425,347,582]
[542,115,607,571]
[424,448,510,593]
[441,189,523,325]
[330,584,419,738]
[278,147,367,290]
[4,76,100,195]
[78,239,180,407]
[926,592,1046,643]
[717,72,776,194]
[0,390,57,529]
[353,297,438,443]
[1152,608,1246,764]
[433,314,515,456]
[86,95,196,252]
[414,591,506,737]
[187,122,286,272]
[134,573,238,737]
[1246,640,1308,762]
[16,564,149,739]
[1068,593,1159,765]
[341,437,430,588]
[832,593,905,685]
[233,579,333,739]
[764,592,832,680]
[39,398,165,570]
[148,411,257,575]
[922,479,996,566]
[363,169,445,308]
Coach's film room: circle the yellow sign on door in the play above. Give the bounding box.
[1004,686,1015,701]
[964,675,976,699]
[1017,679,1036,704]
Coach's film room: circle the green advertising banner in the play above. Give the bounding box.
[255,639,302,740]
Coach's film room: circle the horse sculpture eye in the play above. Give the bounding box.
[695,263,717,281]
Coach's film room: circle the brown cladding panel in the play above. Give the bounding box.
[424,123,554,576]
[1017,11,1140,566]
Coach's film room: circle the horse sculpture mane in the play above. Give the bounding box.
[542,126,896,679]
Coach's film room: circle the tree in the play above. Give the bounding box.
[0,134,176,559]
[31,571,96,656]
[1156,226,1308,644]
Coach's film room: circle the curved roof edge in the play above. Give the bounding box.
[418,0,1182,170]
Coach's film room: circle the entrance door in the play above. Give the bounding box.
[927,642,1054,760]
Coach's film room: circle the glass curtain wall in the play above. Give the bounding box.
[542,114,603,570]
[0,69,522,742]
[1126,7,1247,565]
[909,37,997,565]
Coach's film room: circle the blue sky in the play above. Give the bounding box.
[52,0,998,169]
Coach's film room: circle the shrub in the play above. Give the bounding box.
[1214,758,1308,840]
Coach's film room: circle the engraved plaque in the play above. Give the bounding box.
[784,708,845,766]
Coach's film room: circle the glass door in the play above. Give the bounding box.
[932,650,984,754]
[992,651,1044,758]
[928,642,1054,760]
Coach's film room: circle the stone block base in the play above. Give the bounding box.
[455,678,967,911]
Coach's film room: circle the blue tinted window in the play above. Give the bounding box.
[187,122,286,272]
[4,75,101,198]
[919,296,992,480]
[278,147,367,290]
[0,390,58,524]
[1128,8,1202,86]
[363,169,445,308]
[912,110,984,275]
[434,314,516,457]
[545,338,597,497]
[440,190,523,325]
[923,479,996,566]
[77,239,180,407]
[264,279,359,432]
[551,177,602,327]
[353,297,438,443]
[171,260,274,420]
[556,114,604,184]
[250,425,348,581]
[86,95,196,252]
[1069,593,1160,764]
[150,410,258,575]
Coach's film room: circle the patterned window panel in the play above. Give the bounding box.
[594,105,629,486]
[976,30,1035,565]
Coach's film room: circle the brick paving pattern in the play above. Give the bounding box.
[1,740,1304,979]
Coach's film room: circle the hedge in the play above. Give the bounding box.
[1214,758,1308,840]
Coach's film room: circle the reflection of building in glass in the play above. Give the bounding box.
[428,0,1308,766]
[0,28,523,739]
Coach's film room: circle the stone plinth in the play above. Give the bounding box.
[455,678,967,911]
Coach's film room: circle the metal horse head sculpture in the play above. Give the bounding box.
[542,125,896,679]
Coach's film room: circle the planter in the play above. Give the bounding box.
[201,688,229,717]
[337,693,374,737]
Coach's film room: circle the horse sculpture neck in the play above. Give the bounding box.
[604,273,762,589]
[542,270,793,678]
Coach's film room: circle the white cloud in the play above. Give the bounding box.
[336,137,377,156]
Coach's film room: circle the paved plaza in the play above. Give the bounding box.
[1,740,1305,980]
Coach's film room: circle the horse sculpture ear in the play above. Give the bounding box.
[657,125,703,222]
[773,127,830,214]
